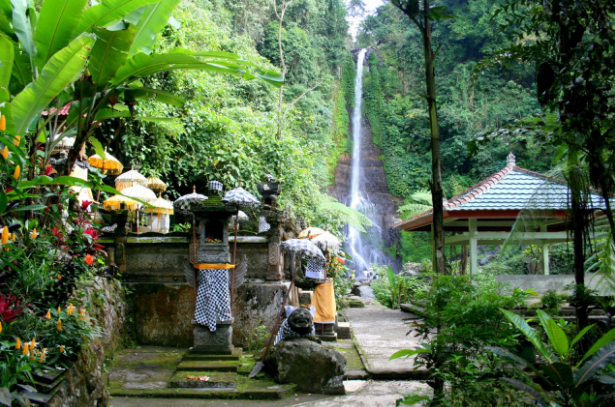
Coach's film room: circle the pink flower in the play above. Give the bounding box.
[44,165,54,176]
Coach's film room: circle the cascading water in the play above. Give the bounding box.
[346,48,399,278]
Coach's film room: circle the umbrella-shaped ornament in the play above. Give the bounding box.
[298,227,326,239]
[280,239,326,261]
[147,176,167,193]
[115,168,148,191]
[146,194,174,233]
[174,186,208,214]
[311,231,341,255]
[88,148,123,175]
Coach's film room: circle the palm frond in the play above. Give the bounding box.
[398,203,431,219]
[320,200,373,233]
[411,189,433,206]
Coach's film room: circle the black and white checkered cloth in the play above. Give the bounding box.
[305,257,326,280]
[280,239,326,260]
[274,319,316,345]
[194,269,232,332]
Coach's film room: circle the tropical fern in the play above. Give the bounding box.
[319,197,373,233]
[398,188,432,219]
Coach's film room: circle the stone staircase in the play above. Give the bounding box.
[107,347,295,400]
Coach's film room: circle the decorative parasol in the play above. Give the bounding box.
[120,185,157,204]
[298,227,326,239]
[311,231,341,255]
[102,195,138,211]
[144,194,174,215]
[88,148,123,175]
[68,166,94,206]
[222,185,260,311]
[147,176,167,193]
[115,168,148,191]
[145,194,174,233]
[280,239,326,260]
[173,186,208,214]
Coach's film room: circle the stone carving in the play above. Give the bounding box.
[268,242,280,265]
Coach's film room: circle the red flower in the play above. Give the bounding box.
[85,254,94,266]
[44,165,54,176]
[52,227,61,237]
[336,257,345,264]
[84,229,99,240]
[0,294,23,322]
[81,200,92,211]
[6,187,12,193]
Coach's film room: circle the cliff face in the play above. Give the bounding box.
[332,108,402,272]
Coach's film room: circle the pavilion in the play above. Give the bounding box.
[396,153,609,275]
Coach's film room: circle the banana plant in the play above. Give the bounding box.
[0,0,282,181]
[486,309,615,406]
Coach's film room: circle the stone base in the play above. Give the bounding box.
[315,323,337,342]
[192,319,234,355]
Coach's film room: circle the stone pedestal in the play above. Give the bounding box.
[265,211,284,281]
[192,319,234,354]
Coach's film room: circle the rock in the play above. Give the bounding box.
[401,262,426,276]
[264,338,346,394]
[352,285,374,299]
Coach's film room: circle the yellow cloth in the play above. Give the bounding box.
[193,264,235,270]
[312,280,336,324]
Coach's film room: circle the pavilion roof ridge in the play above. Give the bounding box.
[444,164,515,210]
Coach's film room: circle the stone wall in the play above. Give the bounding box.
[47,277,128,407]
[110,233,292,348]
[496,273,613,295]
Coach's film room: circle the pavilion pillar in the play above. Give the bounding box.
[541,225,550,275]
[469,218,478,275]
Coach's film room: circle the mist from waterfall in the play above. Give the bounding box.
[346,48,396,278]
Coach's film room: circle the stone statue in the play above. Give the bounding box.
[274,306,319,345]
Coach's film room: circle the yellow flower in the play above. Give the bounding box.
[57,319,62,331]
[13,165,20,180]
[80,309,85,316]
[14,135,20,146]
[31,228,37,239]
[22,343,29,355]
[57,306,61,314]
[0,320,2,333]
[39,357,45,363]
[59,345,65,353]
[45,309,51,320]
[1,146,7,160]
[15,338,20,349]
[1,226,8,244]
[42,348,47,355]
[67,304,74,315]
[31,338,36,349]
[0,114,5,131]
[10,233,15,241]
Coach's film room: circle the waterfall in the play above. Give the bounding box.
[345,49,401,278]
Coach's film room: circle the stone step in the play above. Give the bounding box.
[183,348,242,361]
[169,371,236,389]
[109,382,296,400]
[176,360,238,372]
[337,322,352,340]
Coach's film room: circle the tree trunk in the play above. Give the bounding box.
[421,2,446,275]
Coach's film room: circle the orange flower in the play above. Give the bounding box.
[31,228,37,239]
[14,135,20,146]
[0,114,5,131]
[1,226,8,244]
[58,275,62,280]
[57,319,62,331]
[59,345,65,353]
[31,338,36,349]
[57,306,61,313]
[0,320,2,333]
[1,146,7,160]
[15,338,21,349]
[10,233,15,241]
[22,343,29,355]
[13,165,20,180]
[85,254,94,266]
[45,310,51,320]
[67,304,74,315]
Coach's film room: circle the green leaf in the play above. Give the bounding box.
[111,51,251,85]
[499,377,546,405]
[10,34,95,135]
[126,86,185,106]
[387,266,396,288]
[134,116,177,122]
[570,324,595,348]
[129,0,180,56]
[72,0,159,38]
[89,136,106,160]
[485,346,545,378]
[501,309,559,364]
[537,310,569,357]
[390,348,429,360]
[94,108,131,121]
[11,0,34,56]
[33,0,88,68]
[542,363,574,389]
[575,341,615,386]
[90,25,135,88]
[0,33,13,103]
[0,191,7,214]
[16,175,92,189]
[579,327,615,365]
[8,204,47,212]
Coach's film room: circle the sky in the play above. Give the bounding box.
[346,0,385,40]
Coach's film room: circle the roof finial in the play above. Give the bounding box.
[507,152,516,167]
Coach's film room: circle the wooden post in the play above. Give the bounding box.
[469,218,478,275]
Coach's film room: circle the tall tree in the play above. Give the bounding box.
[390,0,452,275]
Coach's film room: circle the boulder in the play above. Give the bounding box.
[264,338,346,394]
[401,262,426,276]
